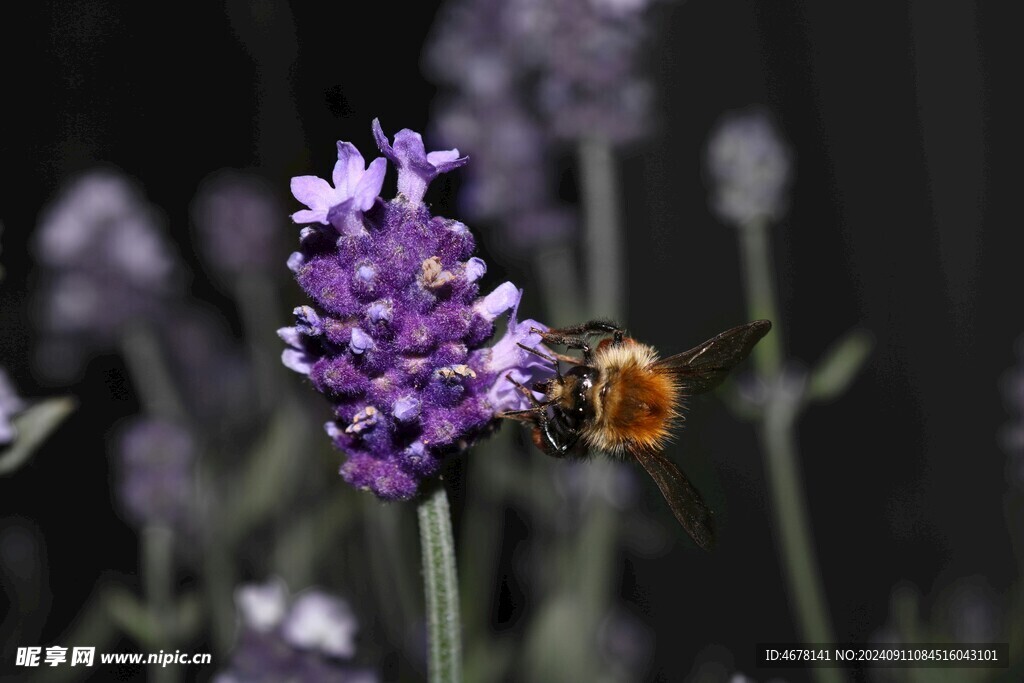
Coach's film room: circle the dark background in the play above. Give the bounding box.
[1,1,1022,681]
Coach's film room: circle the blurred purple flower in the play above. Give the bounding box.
[281,122,553,500]
[192,170,282,275]
[116,417,195,528]
[425,0,658,255]
[216,580,376,683]
[33,169,178,380]
[282,591,358,659]
[706,109,793,227]
[0,370,25,446]
[161,305,255,428]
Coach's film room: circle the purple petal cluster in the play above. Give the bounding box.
[33,169,178,380]
[705,109,793,227]
[116,417,195,528]
[0,369,25,446]
[192,170,282,276]
[281,122,553,500]
[215,579,376,683]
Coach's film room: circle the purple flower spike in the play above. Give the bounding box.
[291,142,387,236]
[372,119,468,205]
[117,417,195,529]
[282,122,551,500]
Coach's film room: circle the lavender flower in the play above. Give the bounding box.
[33,169,178,379]
[192,170,282,276]
[0,370,25,446]
[216,580,376,683]
[280,122,553,500]
[116,417,195,528]
[705,109,793,227]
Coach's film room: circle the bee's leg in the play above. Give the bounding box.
[504,373,548,408]
[498,408,542,422]
[516,342,564,380]
[533,320,626,361]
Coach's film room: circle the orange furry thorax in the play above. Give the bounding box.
[584,342,681,455]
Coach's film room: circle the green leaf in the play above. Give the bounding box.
[222,401,307,543]
[807,329,873,403]
[104,587,160,647]
[0,397,77,476]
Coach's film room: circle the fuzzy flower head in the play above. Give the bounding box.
[33,169,179,380]
[192,170,282,275]
[705,108,793,227]
[216,579,376,683]
[116,417,195,529]
[281,122,553,500]
[0,370,25,446]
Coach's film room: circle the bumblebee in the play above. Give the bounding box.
[500,319,771,551]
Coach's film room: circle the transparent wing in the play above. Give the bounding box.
[653,320,771,395]
[632,448,715,551]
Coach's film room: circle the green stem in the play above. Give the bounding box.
[579,137,625,319]
[121,325,186,421]
[738,218,842,683]
[418,482,462,683]
[738,221,783,377]
[232,273,284,410]
[142,524,177,683]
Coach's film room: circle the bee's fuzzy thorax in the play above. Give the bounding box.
[585,342,682,455]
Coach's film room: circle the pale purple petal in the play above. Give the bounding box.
[427,149,462,166]
[236,579,289,632]
[282,591,357,659]
[290,176,334,211]
[476,282,521,321]
[393,396,421,421]
[349,328,374,354]
[282,349,313,375]
[465,257,486,283]
[352,158,387,212]
[277,326,303,347]
[290,209,327,225]
[287,252,305,273]
[334,142,366,197]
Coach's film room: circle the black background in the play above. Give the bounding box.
[1,1,1022,681]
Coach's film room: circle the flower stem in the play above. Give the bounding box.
[418,482,462,683]
[142,524,177,683]
[579,137,625,319]
[738,218,842,683]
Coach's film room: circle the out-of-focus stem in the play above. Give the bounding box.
[121,326,185,421]
[738,218,841,683]
[232,273,284,409]
[534,246,585,325]
[738,222,783,376]
[142,524,177,683]
[417,483,462,683]
[579,138,625,319]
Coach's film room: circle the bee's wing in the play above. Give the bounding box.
[653,320,771,395]
[632,447,715,551]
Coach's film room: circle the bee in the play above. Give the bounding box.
[500,319,771,551]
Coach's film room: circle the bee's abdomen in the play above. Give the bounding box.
[587,363,679,454]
